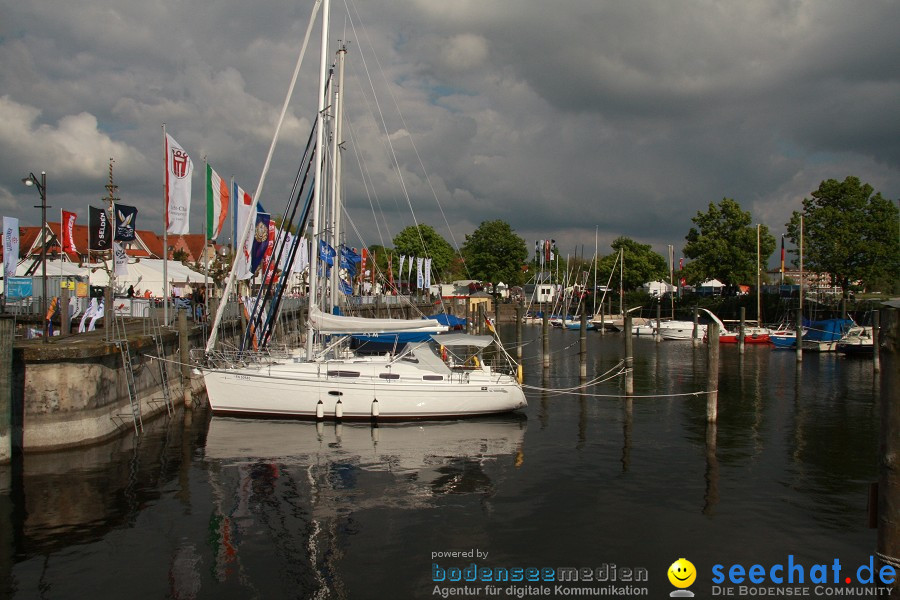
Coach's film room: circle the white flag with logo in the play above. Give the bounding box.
[165,133,193,235]
[113,242,129,277]
[3,216,19,281]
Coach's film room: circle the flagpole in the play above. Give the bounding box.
[163,123,169,326]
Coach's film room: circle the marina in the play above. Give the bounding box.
[1,320,896,598]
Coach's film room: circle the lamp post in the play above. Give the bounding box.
[22,171,50,343]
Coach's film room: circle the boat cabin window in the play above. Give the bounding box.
[422,375,444,381]
[379,373,399,379]
[327,370,360,378]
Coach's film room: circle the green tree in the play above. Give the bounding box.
[596,236,667,291]
[683,198,776,287]
[392,224,456,282]
[786,176,900,294]
[462,220,528,286]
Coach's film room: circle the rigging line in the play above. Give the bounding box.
[523,370,628,397]
[522,384,712,400]
[343,112,389,249]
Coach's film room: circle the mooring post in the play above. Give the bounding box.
[0,317,12,465]
[796,309,803,362]
[600,308,605,336]
[542,309,550,370]
[656,302,662,343]
[693,306,701,348]
[579,312,587,380]
[706,321,719,422]
[877,308,899,588]
[873,310,881,374]
[178,310,192,409]
[465,301,472,335]
[515,303,523,362]
[495,298,501,332]
[624,314,634,395]
[739,306,746,355]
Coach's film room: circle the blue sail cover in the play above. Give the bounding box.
[426,313,466,329]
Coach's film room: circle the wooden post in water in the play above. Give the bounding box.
[542,310,550,370]
[600,308,605,336]
[877,308,898,586]
[465,302,472,335]
[873,310,881,374]
[739,306,746,354]
[693,306,701,348]
[706,321,719,422]
[624,314,634,395]
[178,310,192,409]
[0,317,11,465]
[656,302,662,343]
[795,310,803,363]
[515,304,523,362]
[494,298,500,331]
[579,312,587,379]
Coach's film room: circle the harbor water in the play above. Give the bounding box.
[0,324,887,599]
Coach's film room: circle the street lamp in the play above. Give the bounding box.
[22,171,50,343]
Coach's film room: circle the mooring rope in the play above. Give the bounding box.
[875,550,900,570]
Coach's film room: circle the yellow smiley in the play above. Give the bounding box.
[668,558,697,588]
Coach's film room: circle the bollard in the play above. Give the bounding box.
[0,317,12,465]
[542,310,550,370]
[624,314,634,395]
[739,306,746,355]
[876,308,898,587]
[706,322,719,422]
[579,312,587,380]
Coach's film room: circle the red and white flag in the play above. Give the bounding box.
[233,182,254,280]
[61,210,78,254]
[165,133,193,235]
[206,164,229,241]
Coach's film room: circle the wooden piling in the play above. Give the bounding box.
[877,308,899,586]
[656,302,662,343]
[515,304,523,362]
[178,310,192,409]
[0,317,12,465]
[693,306,701,347]
[624,314,634,395]
[542,310,550,370]
[796,309,803,362]
[706,321,719,422]
[579,312,587,379]
[873,310,881,374]
[739,306,746,354]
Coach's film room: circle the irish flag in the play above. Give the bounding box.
[206,164,230,241]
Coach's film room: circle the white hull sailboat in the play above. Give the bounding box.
[200,1,526,420]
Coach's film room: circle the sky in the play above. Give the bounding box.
[2,0,899,265]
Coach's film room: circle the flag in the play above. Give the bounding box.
[250,212,270,274]
[3,216,19,281]
[233,182,254,279]
[319,240,336,266]
[89,206,112,251]
[114,204,138,242]
[398,254,405,289]
[416,257,424,289]
[113,242,129,276]
[61,210,77,254]
[206,164,230,241]
[165,133,192,235]
[340,246,360,278]
[424,258,432,289]
[388,253,394,293]
[292,238,309,274]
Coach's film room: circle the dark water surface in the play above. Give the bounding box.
[0,325,886,599]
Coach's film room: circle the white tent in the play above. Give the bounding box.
[642,280,674,297]
[699,279,725,288]
[90,259,207,297]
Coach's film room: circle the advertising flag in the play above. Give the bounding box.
[3,216,19,281]
[780,235,785,274]
[113,242,129,276]
[416,257,424,289]
[424,258,432,289]
[114,204,138,242]
[233,182,254,279]
[165,133,193,235]
[89,206,112,251]
[206,164,230,241]
[61,210,78,254]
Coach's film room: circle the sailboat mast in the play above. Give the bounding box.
[328,43,347,311]
[305,0,331,359]
[757,224,761,323]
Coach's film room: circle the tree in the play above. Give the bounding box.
[786,176,900,294]
[596,236,667,291]
[683,198,775,287]
[392,224,456,282]
[462,220,528,286]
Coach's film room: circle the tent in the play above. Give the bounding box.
[90,259,207,297]
[642,280,674,297]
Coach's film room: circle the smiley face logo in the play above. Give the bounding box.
[668,558,696,589]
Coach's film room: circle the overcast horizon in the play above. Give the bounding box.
[2,0,898,266]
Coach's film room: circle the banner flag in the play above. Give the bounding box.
[165,133,192,235]
[206,164,230,241]
[2,216,19,281]
[89,206,111,251]
[249,212,271,274]
[113,242,129,276]
[61,210,78,253]
[115,204,138,242]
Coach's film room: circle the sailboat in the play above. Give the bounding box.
[199,0,526,420]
